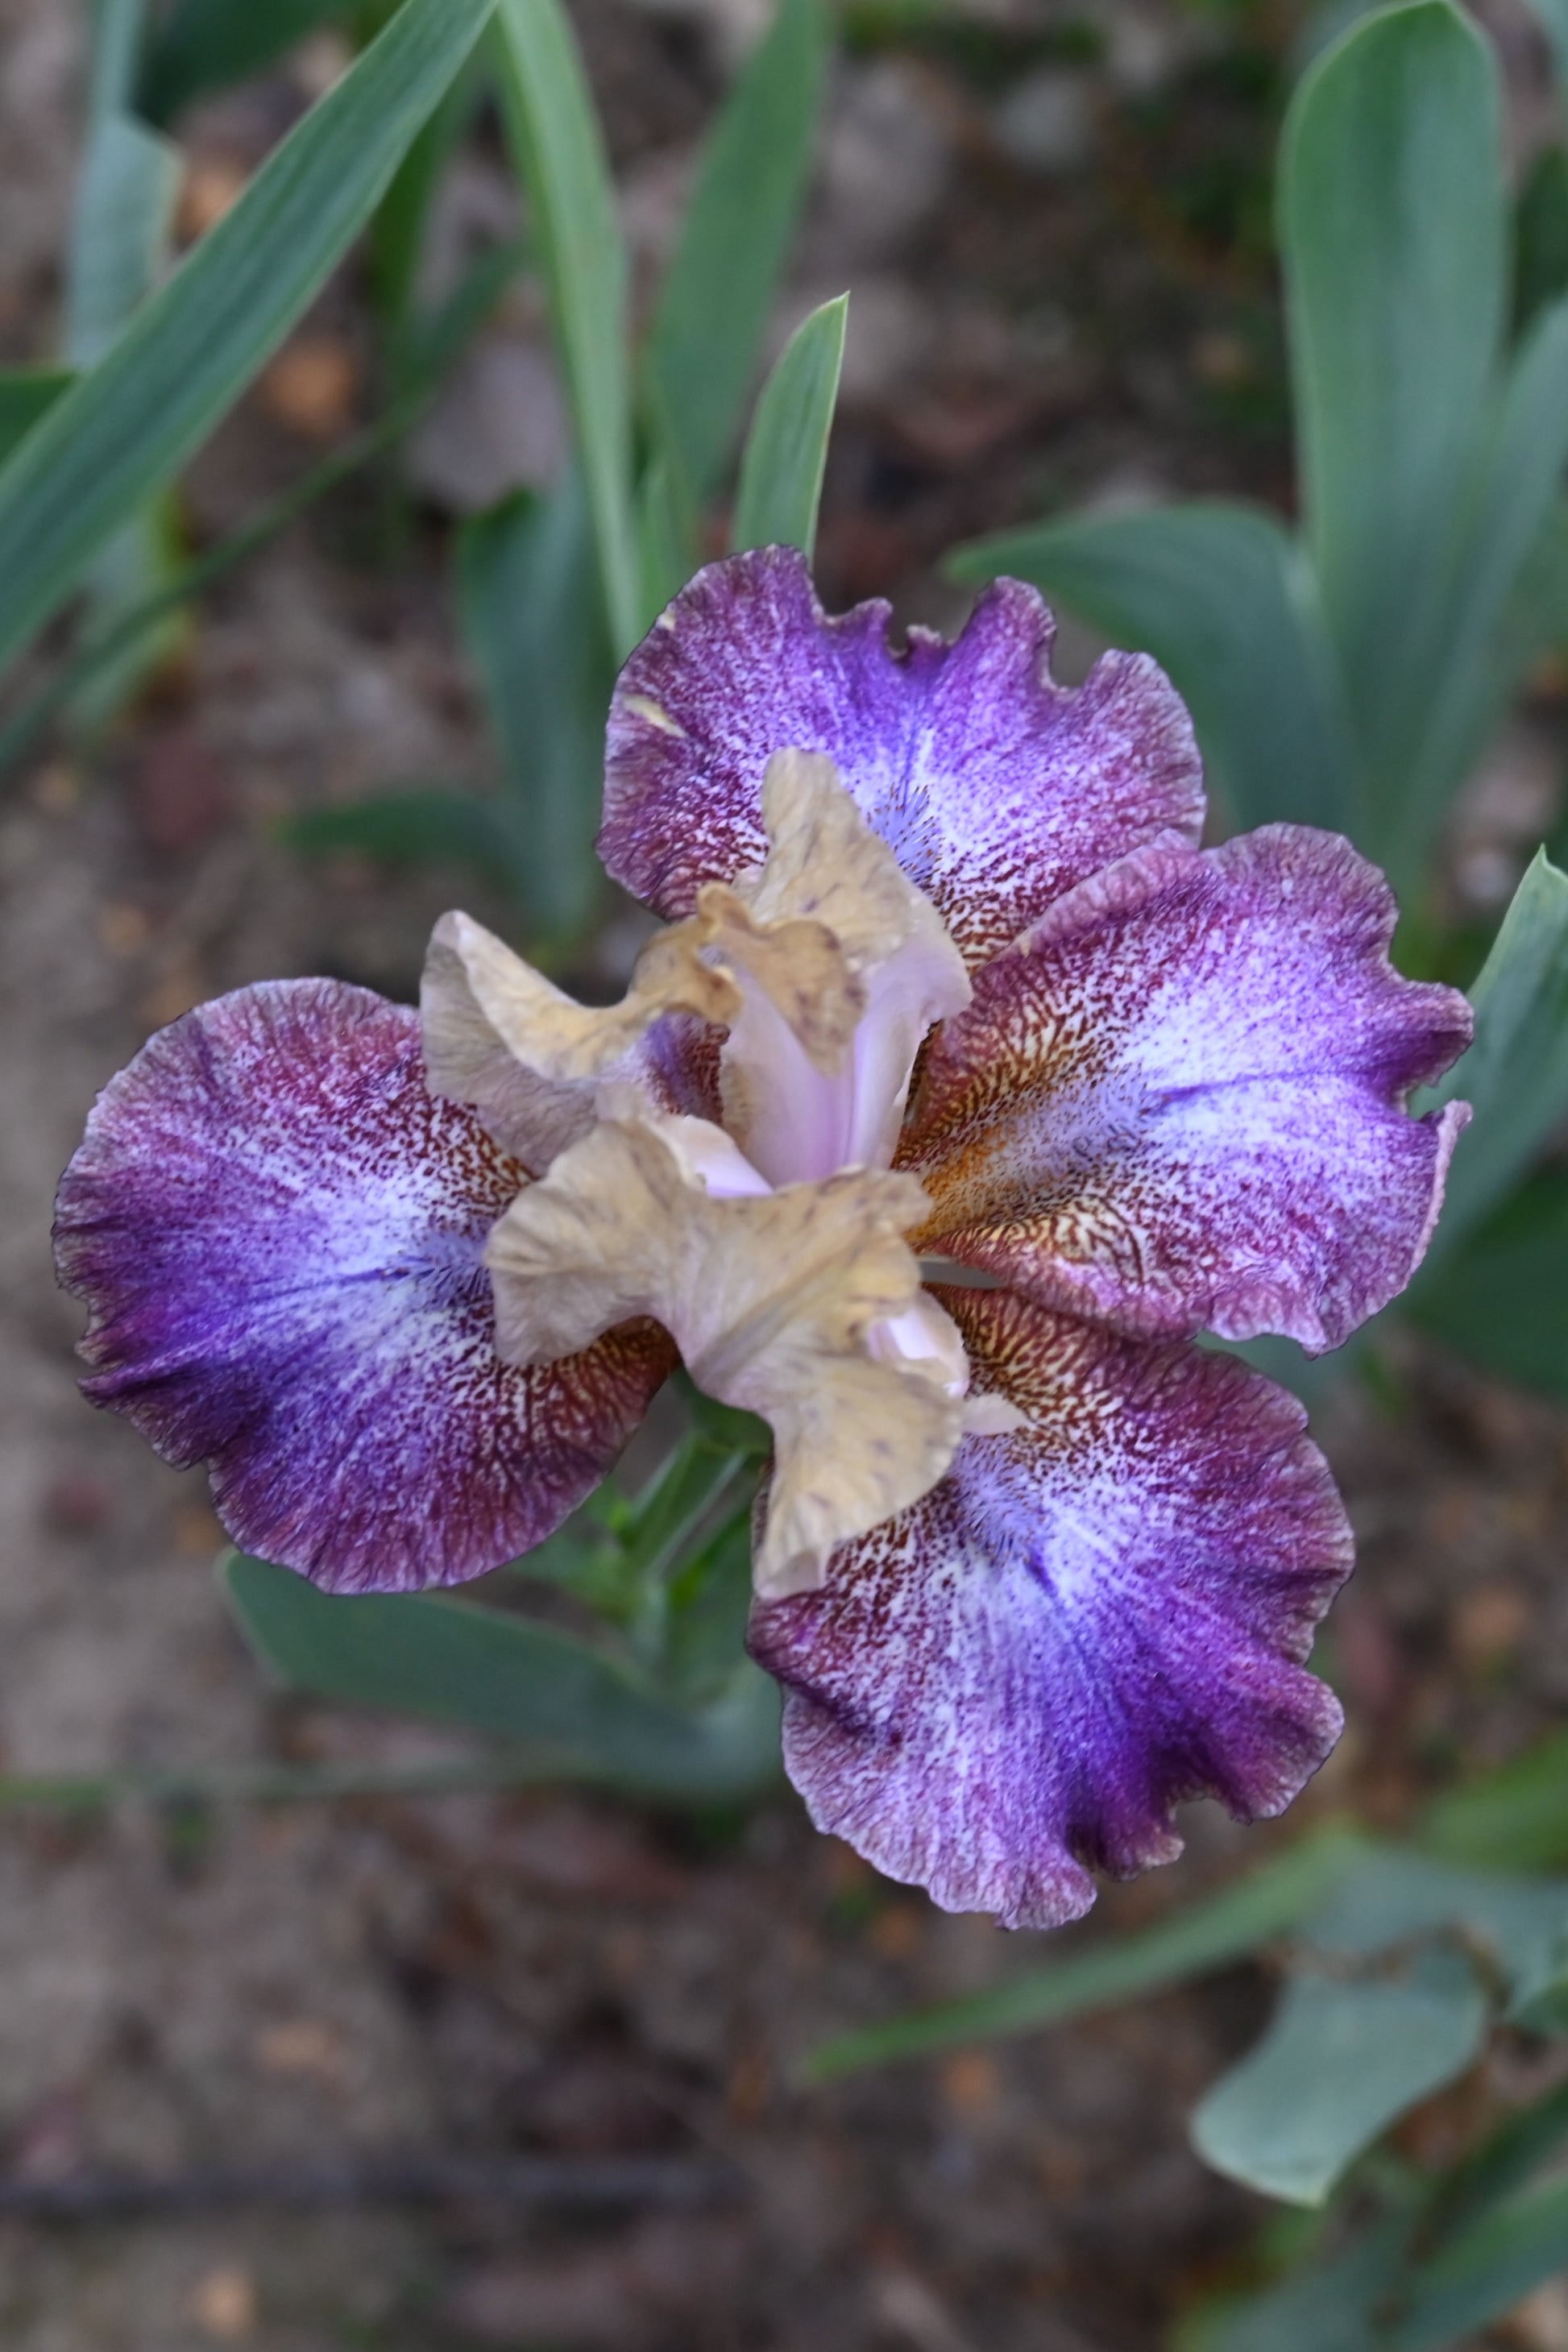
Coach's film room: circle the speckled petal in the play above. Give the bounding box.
[750,1286,1350,1929]
[904,828,1472,1352]
[602,546,1204,967]
[53,981,671,1592]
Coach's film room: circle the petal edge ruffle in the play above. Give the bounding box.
[602,547,1204,968]
[751,1286,1350,1929]
[54,981,670,1592]
[903,828,1472,1351]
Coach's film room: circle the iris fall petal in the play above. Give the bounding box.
[751,1284,1350,1930]
[53,981,672,1591]
[904,828,1472,1351]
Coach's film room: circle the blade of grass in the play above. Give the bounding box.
[0,335,464,783]
[1282,0,1504,807]
[371,52,489,359]
[491,0,639,653]
[457,467,615,940]
[1417,849,1568,1253]
[643,0,826,516]
[732,292,845,562]
[65,114,181,368]
[0,0,496,683]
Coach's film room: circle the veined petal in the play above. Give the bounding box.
[751,1286,1350,1930]
[53,981,670,1593]
[483,1111,966,1597]
[904,828,1472,1352]
[602,546,1204,967]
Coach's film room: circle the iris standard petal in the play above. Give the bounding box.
[601,546,1204,967]
[750,1285,1350,1930]
[53,981,672,1592]
[903,828,1472,1353]
[717,751,970,1184]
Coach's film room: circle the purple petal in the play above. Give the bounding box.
[904,828,1472,1352]
[751,1285,1350,1929]
[602,547,1203,967]
[54,981,671,1592]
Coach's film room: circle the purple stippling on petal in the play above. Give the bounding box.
[751,1285,1350,1929]
[903,827,1473,1353]
[602,547,1204,967]
[53,981,672,1592]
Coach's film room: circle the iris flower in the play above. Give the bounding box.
[55,549,1471,1928]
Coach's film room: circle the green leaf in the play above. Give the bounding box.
[457,472,615,941]
[139,0,356,123]
[396,234,525,391]
[1424,1726,1568,1874]
[643,0,826,515]
[1418,852,1568,1254]
[732,292,846,563]
[222,1552,782,1804]
[1388,294,1568,882]
[1390,2172,1568,2349]
[1282,0,1505,802]
[1520,0,1568,107]
[0,371,72,470]
[64,58,186,732]
[87,0,150,123]
[1190,1947,1489,2206]
[283,785,516,873]
[370,56,488,353]
[662,1506,757,1706]
[1516,146,1568,333]
[0,0,497,685]
[65,114,182,367]
[68,501,189,739]
[1429,2073,1568,2240]
[492,0,639,654]
[1409,1164,1568,1400]
[1182,2212,1412,2352]
[802,1827,1367,2081]
[635,455,692,629]
[1305,1844,1568,2025]
[948,502,1354,834]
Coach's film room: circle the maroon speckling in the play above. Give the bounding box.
[601,547,1204,968]
[54,980,672,1592]
[752,1285,1350,1930]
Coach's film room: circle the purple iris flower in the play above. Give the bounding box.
[54,548,1471,1929]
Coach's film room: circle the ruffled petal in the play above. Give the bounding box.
[53,981,671,1592]
[904,828,1472,1352]
[750,1285,1350,1929]
[483,1110,967,1596]
[421,906,740,1172]
[601,546,1204,967]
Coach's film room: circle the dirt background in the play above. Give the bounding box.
[2,0,1568,2345]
